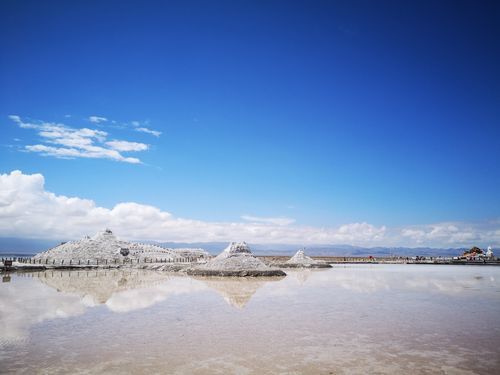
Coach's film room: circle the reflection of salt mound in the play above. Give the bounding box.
[33,229,203,262]
[288,269,313,284]
[281,249,332,268]
[34,269,171,304]
[187,242,286,277]
[193,276,283,308]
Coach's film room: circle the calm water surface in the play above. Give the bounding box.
[1,265,499,374]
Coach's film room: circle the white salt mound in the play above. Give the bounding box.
[286,249,320,265]
[33,229,205,262]
[188,242,286,276]
[204,242,269,271]
[280,249,331,268]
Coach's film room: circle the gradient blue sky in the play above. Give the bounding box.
[0,1,499,246]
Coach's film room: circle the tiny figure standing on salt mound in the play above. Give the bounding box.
[280,249,332,268]
[187,241,286,277]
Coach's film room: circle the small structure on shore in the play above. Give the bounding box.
[462,246,484,259]
[460,246,496,260]
[277,249,332,268]
[187,242,286,277]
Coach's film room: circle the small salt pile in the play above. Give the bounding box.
[281,249,332,268]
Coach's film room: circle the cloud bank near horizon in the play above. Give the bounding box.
[0,170,498,247]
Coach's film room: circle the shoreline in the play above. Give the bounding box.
[2,257,500,273]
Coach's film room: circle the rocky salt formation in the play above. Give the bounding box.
[33,229,203,263]
[187,242,286,277]
[279,249,332,268]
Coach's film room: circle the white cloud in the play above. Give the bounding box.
[135,127,161,137]
[336,222,386,242]
[129,120,161,137]
[9,115,37,129]
[105,140,149,152]
[241,215,295,226]
[25,144,141,164]
[400,223,482,245]
[8,115,148,164]
[8,114,21,123]
[0,170,390,245]
[2,171,497,247]
[88,116,108,123]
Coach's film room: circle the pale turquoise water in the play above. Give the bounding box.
[1,265,499,374]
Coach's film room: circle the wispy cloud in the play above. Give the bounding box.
[85,117,162,137]
[129,120,162,137]
[8,115,21,123]
[105,140,149,152]
[88,116,108,123]
[241,215,296,226]
[135,127,162,137]
[9,115,148,164]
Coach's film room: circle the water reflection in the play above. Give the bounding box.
[318,265,500,295]
[0,270,284,344]
[37,269,174,305]
[105,276,207,313]
[192,276,285,308]
[1,265,499,374]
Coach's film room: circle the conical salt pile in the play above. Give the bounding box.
[282,249,332,268]
[187,242,286,277]
[287,249,318,265]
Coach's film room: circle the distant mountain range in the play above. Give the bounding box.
[158,242,467,257]
[0,237,466,257]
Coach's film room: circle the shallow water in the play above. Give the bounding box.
[1,265,499,374]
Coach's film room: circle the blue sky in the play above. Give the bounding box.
[0,1,499,246]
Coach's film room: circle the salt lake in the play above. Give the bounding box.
[1,265,499,374]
